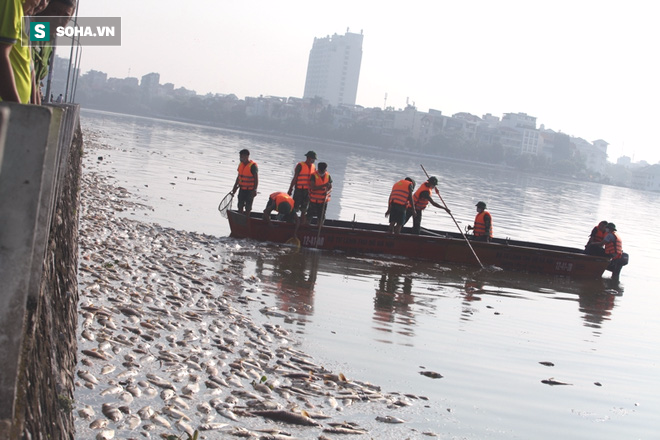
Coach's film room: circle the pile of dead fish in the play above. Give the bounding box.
[74,137,434,439]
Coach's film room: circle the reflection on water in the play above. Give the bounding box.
[373,264,416,341]
[256,249,321,317]
[248,246,620,336]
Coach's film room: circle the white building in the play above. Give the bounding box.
[499,112,541,155]
[632,164,660,192]
[303,30,363,107]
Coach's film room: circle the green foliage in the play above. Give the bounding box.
[57,394,74,413]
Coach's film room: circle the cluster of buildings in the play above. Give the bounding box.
[62,30,660,192]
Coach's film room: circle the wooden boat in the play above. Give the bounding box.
[227,210,617,279]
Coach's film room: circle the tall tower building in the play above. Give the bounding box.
[303,30,363,107]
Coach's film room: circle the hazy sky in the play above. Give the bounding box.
[76,0,659,164]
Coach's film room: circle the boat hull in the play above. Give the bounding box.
[227,211,612,279]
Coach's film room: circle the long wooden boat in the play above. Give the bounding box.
[227,210,615,279]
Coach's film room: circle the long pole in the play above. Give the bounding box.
[420,164,484,268]
[315,195,329,248]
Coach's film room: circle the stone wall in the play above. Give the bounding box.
[0,104,82,440]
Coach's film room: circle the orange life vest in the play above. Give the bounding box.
[389,180,412,207]
[237,160,257,190]
[605,231,623,259]
[309,171,331,203]
[294,162,315,190]
[270,192,294,211]
[474,210,493,237]
[410,183,432,210]
[591,225,607,242]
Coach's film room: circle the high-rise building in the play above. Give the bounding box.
[303,30,363,107]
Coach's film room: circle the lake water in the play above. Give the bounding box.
[81,110,660,439]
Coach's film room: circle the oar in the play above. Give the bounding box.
[420,164,484,269]
[315,195,330,248]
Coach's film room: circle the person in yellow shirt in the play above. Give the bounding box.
[0,0,49,103]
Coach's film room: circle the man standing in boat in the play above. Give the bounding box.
[288,151,316,225]
[263,192,296,223]
[231,149,258,214]
[404,176,451,234]
[386,177,415,234]
[467,201,493,242]
[308,162,332,226]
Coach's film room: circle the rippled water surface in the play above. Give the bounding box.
[81,110,660,439]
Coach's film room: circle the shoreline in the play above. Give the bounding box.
[75,132,435,439]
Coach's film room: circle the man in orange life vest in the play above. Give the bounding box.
[231,149,258,214]
[584,220,608,256]
[595,222,627,281]
[385,177,415,234]
[467,201,493,242]
[263,192,296,223]
[288,151,316,225]
[404,176,450,234]
[308,162,332,226]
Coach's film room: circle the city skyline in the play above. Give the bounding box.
[75,0,659,164]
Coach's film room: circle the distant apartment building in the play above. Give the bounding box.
[303,30,363,107]
[140,72,160,97]
[499,112,541,155]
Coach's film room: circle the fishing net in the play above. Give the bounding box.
[217,192,234,218]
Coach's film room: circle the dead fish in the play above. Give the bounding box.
[77,370,99,384]
[172,396,190,410]
[81,329,96,341]
[143,386,158,398]
[182,381,200,395]
[539,361,555,367]
[78,405,95,420]
[175,419,195,436]
[101,403,123,422]
[100,364,116,375]
[100,385,123,396]
[125,414,141,430]
[196,402,213,415]
[542,378,572,386]
[160,389,175,401]
[89,418,108,429]
[163,405,191,421]
[147,373,176,390]
[419,371,443,379]
[151,413,171,428]
[95,429,114,440]
[323,426,368,435]
[376,415,405,424]
[119,306,142,318]
[216,407,239,421]
[137,406,155,420]
[82,349,108,360]
[198,422,230,431]
[251,410,320,426]
[126,384,142,398]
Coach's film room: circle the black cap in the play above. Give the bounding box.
[606,222,617,231]
[428,176,438,186]
[305,151,317,159]
[476,201,487,208]
[239,149,250,156]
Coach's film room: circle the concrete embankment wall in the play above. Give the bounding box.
[0,103,82,440]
